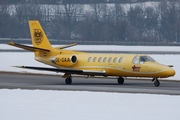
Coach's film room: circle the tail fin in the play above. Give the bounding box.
[28,20,52,50]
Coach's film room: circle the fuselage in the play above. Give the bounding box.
[35,48,175,78]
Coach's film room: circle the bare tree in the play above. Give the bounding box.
[77,12,94,42]
[62,1,83,39]
[143,6,159,42]
[114,4,126,22]
[89,3,107,41]
[157,1,178,42]
[50,5,65,40]
[127,5,145,42]
[14,4,43,37]
[0,3,11,38]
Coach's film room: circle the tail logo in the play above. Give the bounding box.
[34,29,43,45]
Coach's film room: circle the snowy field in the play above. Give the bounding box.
[1,89,180,120]
[0,44,180,120]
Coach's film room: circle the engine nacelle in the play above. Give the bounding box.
[50,54,77,67]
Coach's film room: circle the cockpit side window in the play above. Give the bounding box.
[147,56,156,62]
[132,56,139,64]
[140,56,145,63]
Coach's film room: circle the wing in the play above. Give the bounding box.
[14,66,106,76]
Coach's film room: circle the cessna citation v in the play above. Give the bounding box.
[8,20,175,87]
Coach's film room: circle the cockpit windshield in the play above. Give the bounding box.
[140,56,156,63]
[132,55,156,64]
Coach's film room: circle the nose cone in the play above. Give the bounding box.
[166,68,176,77]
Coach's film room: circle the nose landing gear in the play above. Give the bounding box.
[152,78,160,87]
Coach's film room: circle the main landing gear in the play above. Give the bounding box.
[65,76,72,84]
[152,78,160,87]
[117,77,124,84]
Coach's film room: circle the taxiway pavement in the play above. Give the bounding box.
[0,72,180,95]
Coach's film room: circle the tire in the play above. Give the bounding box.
[65,77,72,84]
[117,77,124,84]
[154,80,160,87]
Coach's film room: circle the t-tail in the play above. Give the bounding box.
[8,20,53,57]
[8,20,77,56]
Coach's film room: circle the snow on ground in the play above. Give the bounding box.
[0,89,180,120]
[0,52,59,75]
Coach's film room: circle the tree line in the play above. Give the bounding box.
[0,0,167,4]
[0,1,180,44]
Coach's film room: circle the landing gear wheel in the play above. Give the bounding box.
[152,78,160,87]
[65,77,72,84]
[154,80,160,87]
[117,77,124,84]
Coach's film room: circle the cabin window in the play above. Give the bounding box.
[88,57,91,62]
[98,57,102,62]
[108,57,112,62]
[93,57,97,62]
[103,57,107,62]
[132,56,139,64]
[118,57,123,63]
[113,57,117,63]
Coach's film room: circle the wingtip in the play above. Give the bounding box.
[12,66,24,68]
[8,41,15,45]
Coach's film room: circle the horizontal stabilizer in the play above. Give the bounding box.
[13,66,106,75]
[55,43,77,49]
[8,42,50,52]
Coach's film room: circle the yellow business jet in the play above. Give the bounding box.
[8,20,175,87]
